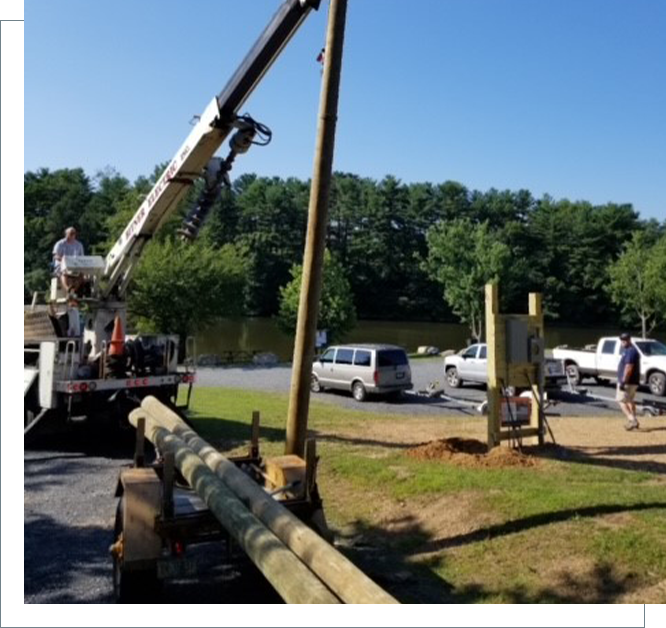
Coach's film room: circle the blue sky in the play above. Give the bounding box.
[26,0,665,219]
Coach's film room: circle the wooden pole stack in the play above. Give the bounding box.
[130,396,398,605]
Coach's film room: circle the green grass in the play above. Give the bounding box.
[185,386,666,603]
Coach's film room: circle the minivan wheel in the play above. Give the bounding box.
[352,381,367,402]
[648,371,666,397]
[446,367,462,388]
[311,374,322,393]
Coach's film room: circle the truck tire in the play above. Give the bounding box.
[446,367,462,388]
[310,374,322,393]
[648,371,666,397]
[565,363,582,386]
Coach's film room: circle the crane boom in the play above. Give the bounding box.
[103,0,321,298]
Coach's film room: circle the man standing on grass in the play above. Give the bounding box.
[617,332,641,431]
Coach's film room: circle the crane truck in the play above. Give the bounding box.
[24,0,322,436]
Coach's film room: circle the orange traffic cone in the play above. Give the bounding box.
[108,315,125,357]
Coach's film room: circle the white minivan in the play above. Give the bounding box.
[311,344,412,402]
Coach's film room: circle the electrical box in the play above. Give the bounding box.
[505,319,528,363]
[529,336,545,364]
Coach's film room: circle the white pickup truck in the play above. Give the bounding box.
[443,343,566,389]
[552,337,666,396]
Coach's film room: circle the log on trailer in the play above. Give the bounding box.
[135,396,398,604]
[127,411,339,604]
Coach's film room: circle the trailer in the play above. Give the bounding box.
[111,396,397,604]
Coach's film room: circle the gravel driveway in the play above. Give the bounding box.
[194,358,664,418]
[24,431,129,603]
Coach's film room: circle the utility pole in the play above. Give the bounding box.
[285,0,348,456]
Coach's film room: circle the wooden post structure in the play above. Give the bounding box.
[528,292,545,447]
[486,284,546,449]
[485,284,502,449]
[286,0,348,457]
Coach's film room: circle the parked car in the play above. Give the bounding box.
[443,343,566,389]
[311,344,413,402]
[552,337,666,396]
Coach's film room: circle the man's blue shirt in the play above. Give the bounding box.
[617,345,640,385]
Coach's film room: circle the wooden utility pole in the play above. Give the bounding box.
[285,0,348,456]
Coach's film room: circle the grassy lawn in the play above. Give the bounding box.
[186,387,666,603]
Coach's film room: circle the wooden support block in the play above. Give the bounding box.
[119,467,162,565]
[265,455,306,500]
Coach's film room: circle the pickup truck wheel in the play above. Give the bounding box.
[352,381,367,402]
[310,374,322,393]
[446,367,462,388]
[565,363,582,386]
[648,372,666,397]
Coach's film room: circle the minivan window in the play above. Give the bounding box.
[320,348,335,364]
[601,340,616,355]
[354,350,372,367]
[378,350,408,367]
[335,348,354,365]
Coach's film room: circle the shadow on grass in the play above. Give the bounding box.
[417,501,666,553]
[453,561,639,603]
[335,501,665,603]
[532,442,666,474]
[189,415,285,451]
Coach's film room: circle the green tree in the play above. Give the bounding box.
[608,232,666,337]
[236,176,309,315]
[128,239,247,350]
[425,219,510,341]
[277,250,356,343]
[24,168,93,294]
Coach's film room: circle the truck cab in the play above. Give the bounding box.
[553,337,666,396]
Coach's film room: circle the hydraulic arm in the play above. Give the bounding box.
[103,0,321,299]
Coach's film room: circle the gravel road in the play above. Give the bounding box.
[194,358,664,418]
[24,430,130,603]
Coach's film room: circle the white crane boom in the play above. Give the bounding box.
[103,0,321,298]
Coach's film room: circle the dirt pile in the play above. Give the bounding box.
[406,437,539,468]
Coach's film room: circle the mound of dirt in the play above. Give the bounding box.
[406,438,539,468]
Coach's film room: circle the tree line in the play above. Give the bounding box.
[24,166,666,341]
